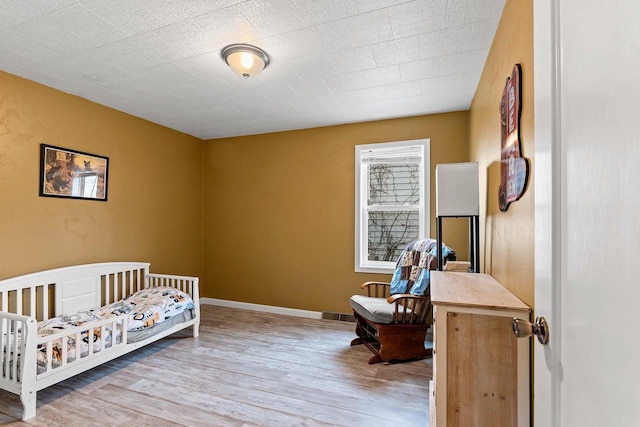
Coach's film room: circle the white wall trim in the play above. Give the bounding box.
[200,298,322,320]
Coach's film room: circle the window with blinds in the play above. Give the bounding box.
[355,139,430,273]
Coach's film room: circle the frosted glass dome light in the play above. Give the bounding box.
[221,44,270,79]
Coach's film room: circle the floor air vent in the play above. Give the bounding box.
[322,312,355,322]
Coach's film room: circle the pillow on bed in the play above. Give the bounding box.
[100,286,194,331]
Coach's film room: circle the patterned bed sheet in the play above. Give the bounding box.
[36,286,194,370]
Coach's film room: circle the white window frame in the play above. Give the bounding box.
[355,138,430,273]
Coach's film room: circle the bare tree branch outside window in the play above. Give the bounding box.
[367,163,420,262]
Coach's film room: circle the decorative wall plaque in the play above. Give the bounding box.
[498,64,529,212]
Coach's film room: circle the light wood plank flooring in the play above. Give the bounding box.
[0,304,432,426]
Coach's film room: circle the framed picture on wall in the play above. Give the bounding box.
[39,144,109,201]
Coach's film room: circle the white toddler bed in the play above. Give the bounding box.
[0,262,200,420]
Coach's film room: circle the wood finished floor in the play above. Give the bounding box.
[0,304,432,426]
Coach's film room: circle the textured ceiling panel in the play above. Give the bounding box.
[371,36,421,67]
[293,0,360,25]
[0,0,506,139]
[387,0,448,39]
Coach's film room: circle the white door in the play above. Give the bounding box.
[534,1,640,426]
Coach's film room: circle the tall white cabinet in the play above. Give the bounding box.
[435,162,480,272]
[429,271,530,426]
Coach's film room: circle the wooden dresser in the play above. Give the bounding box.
[429,271,531,427]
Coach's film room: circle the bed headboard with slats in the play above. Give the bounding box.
[55,276,101,316]
[0,262,150,321]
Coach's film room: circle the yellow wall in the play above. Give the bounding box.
[469,0,534,308]
[203,112,470,313]
[0,71,203,280]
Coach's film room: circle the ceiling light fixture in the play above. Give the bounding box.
[221,44,270,79]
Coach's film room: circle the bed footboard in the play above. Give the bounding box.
[0,312,37,420]
[146,273,200,337]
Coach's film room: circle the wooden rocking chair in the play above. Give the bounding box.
[349,239,455,364]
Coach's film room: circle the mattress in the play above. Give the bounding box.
[35,286,194,370]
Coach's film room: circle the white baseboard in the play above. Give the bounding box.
[200,297,322,320]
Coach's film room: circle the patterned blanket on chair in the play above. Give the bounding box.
[390,239,455,295]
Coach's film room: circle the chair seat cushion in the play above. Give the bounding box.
[349,295,395,324]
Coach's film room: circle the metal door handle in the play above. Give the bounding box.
[513,316,549,345]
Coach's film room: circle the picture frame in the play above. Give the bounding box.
[39,144,109,201]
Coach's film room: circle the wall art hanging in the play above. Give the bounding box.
[39,144,109,201]
[498,64,529,212]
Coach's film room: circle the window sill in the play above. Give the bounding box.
[355,266,395,274]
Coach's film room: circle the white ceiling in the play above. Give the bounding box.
[0,0,505,140]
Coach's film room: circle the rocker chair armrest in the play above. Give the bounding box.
[386,294,432,325]
[360,281,391,298]
[386,293,428,304]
